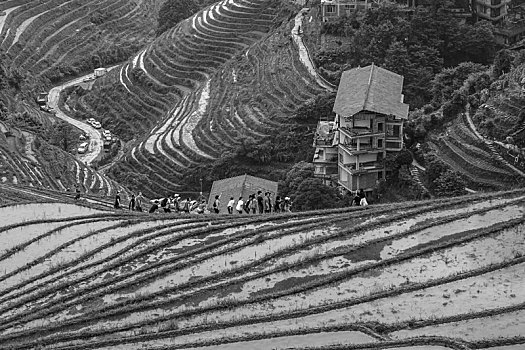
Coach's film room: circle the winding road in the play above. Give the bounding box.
[47,66,117,167]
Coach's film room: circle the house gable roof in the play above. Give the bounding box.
[208,174,279,212]
[333,64,409,120]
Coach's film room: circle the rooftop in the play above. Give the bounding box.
[333,64,409,120]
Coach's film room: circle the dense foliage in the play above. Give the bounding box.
[156,0,200,36]
[313,4,497,109]
[278,161,346,210]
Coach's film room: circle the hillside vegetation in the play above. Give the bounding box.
[0,187,523,349]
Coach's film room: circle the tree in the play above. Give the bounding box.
[433,170,467,197]
[291,178,343,211]
[279,161,314,198]
[493,49,513,78]
[156,0,199,36]
[294,92,336,123]
[47,121,80,153]
[431,62,486,106]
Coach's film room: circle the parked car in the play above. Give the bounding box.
[36,92,48,106]
[86,118,96,124]
[102,129,111,137]
[92,121,102,129]
[77,142,89,154]
[104,135,112,142]
[79,134,87,141]
[39,105,52,113]
[83,76,95,82]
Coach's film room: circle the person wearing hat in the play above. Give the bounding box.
[283,197,292,212]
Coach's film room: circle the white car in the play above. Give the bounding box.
[102,129,111,137]
[77,142,89,154]
[105,135,112,142]
[92,121,102,129]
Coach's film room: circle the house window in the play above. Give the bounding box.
[325,5,336,13]
[387,124,401,138]
[377,139,383,148]
[393,125,401,138]
[386,141,401,149]
[377,122,383,132]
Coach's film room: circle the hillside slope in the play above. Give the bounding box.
[0,189,523,349]
[0,121,127,196]
[76,0,325,197]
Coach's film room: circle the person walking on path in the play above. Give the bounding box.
[227,197,235,214]
[135,192,144,212]
[283,197,292,212]
[114,191,121,209]
[212,194,221,214]
[160,196,171,213]
[183,197,191,213]
[274,196,282,213]
[263,192,272,213]
[243,195,251,214]
[74,185,81,201]
[149,199,160,213]
[257,191,264,214]
[128,193,136,211]
[352,191,361,206]
[235,197,244,214]
[249,194,257,214]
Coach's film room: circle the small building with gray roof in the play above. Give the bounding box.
[208,174,278,213]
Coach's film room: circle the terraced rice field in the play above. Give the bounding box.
[0,0,161,76]
[429,114,522,190]
[0,189,523,349]
[0,137,126,197]
[78,0,323,197]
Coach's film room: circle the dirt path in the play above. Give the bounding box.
[47,66,117,167]
[291,8,335,92]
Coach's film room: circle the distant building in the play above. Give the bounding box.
[312,64,409,196]
[320,0,373,22]
[208,174,278,213]
[473,0,510,23]
[313,120,339,185]
[319,0,473,22]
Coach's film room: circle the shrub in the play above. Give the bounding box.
[433,170,467,197]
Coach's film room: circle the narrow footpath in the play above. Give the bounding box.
[291,8,335,92]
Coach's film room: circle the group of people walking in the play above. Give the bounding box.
[114,191,146,211]
[214,191,292,215]
[146,194,208,214]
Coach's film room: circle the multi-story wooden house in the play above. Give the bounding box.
[313,64,409,195]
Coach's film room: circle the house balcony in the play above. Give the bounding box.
[340,143,382,155]
[313,136,335,147]
[342,161,383,175]
[313,120,336,147]
[313,154,338,164]
[339,126,385,139]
